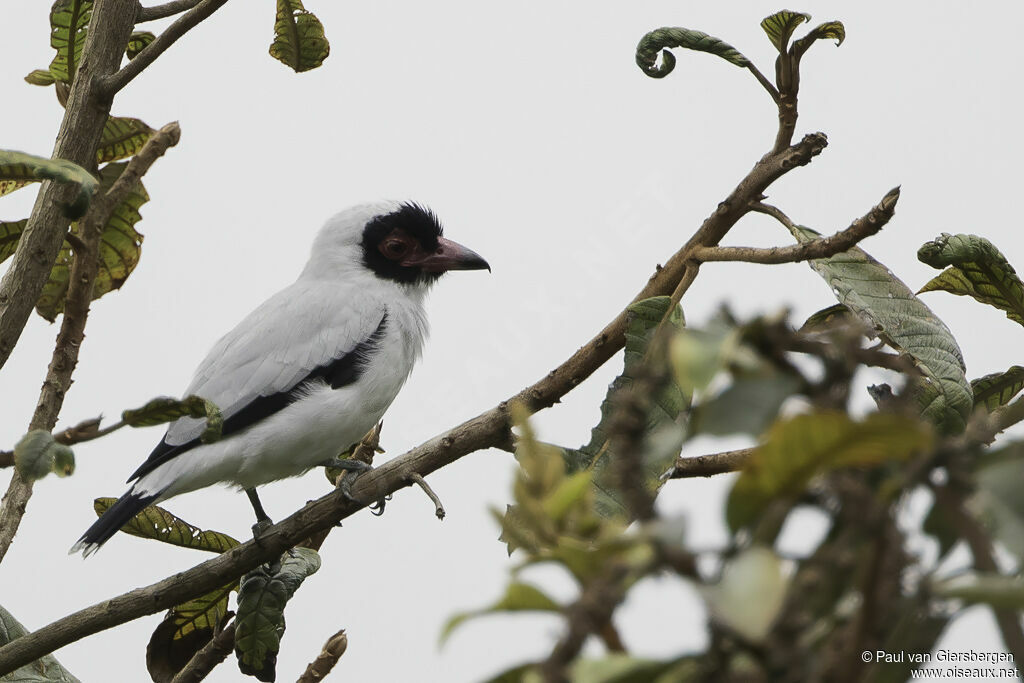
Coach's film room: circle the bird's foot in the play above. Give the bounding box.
[251,517,273,540]
[321,457,388,514]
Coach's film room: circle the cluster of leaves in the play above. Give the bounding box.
[1,0,331,323]
[450,11,1024,682]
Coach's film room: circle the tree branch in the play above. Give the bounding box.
[169,620,235,683]
[0,0,137,372]
[296,629,348,683]
[102,0,229,95]
[668,448,752,479]
[0,128,830,676]
[0,123,180,562]
[136,0,204,21]
[692,187,900,265]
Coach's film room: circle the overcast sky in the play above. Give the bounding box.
[2,2,1023,681]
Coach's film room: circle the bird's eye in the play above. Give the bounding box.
[380,239,411,260]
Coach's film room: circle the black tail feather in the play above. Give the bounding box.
[71,489,160,557]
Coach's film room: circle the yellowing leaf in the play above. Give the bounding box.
[93,497,240,552]
[97,116,155,164]
[727,412,933,531]
[760,10,810,53]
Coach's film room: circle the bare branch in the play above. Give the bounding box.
[103,0,230,95]
[667,448,752,479]
[0,123,181,562]
[137,0,203,21]
[296,629,348,683]
[693,187,901,265]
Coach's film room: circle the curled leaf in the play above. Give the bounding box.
[13,430,75,481]
[636,26,750,79]
[791,21,846,59]
[0,150,96,219]
[126,31,155,60]
[971,366,1024,412]
[760,10,810,53]
[918,233,1024,327]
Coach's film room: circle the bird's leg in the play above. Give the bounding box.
[322,458,389,515]
[246,487,273,538]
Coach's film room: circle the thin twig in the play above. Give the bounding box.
[0,123,181,562]
[296,628,348,683]
[667,448,752,479]
[693,187,901,265]
[103,0,230,95]
[406,473,445,520]
[136,0,204,21]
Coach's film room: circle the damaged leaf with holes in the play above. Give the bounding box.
[48,0,92,84]
[35,161,147,321]
[93,497,240,552]
[269,0,330,73]
[97,116,155,163]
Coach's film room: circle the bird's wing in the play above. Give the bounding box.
[127,282,387,481]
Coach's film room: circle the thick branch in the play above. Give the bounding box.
[0,130,830,676]
[0,0,137,371]
[693,187,900,265]
[0,124,180,562]
[669,448,752,479]
[103,0,229,94]
[136,0,203,21]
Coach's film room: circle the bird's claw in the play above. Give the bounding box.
[322,457,388,515]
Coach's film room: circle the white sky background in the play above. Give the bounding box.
[1,2,1022,681]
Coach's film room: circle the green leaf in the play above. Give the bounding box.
[13,430,74,481]
[788,221,972,433]
[791,21,846,60]
[692,374,801,437]
[570,654,702,683]
[703,546,787,643]
[918,233,1024,327]
[269,0,330,73]
[0,221,27,263]
[48,0,92,84]
[25,69,56,86]
[146,581,236,683]
[0,603,80,682]
[126,31,155,60]
[970,366,1024,411]
[760,10,810,53]
[726,412,934,531]
[636,26,750,79]
[97,116,155,164]
[969,442,1024,559]
[562,296,688,519]
[235,548,322,681]
[440,582,561,645]
[799,303,857,333]
[35,161,147,321]
[93,498,240,552]
[0,150,97,219]
[934,573,1024,609]
[122,395,223,437]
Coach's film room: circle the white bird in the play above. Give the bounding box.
[72,201,489,556]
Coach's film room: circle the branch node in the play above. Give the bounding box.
[406,473,445,520]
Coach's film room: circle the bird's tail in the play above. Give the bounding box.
[70,488,162,557]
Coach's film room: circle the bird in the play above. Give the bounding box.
[72,201,489,556]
